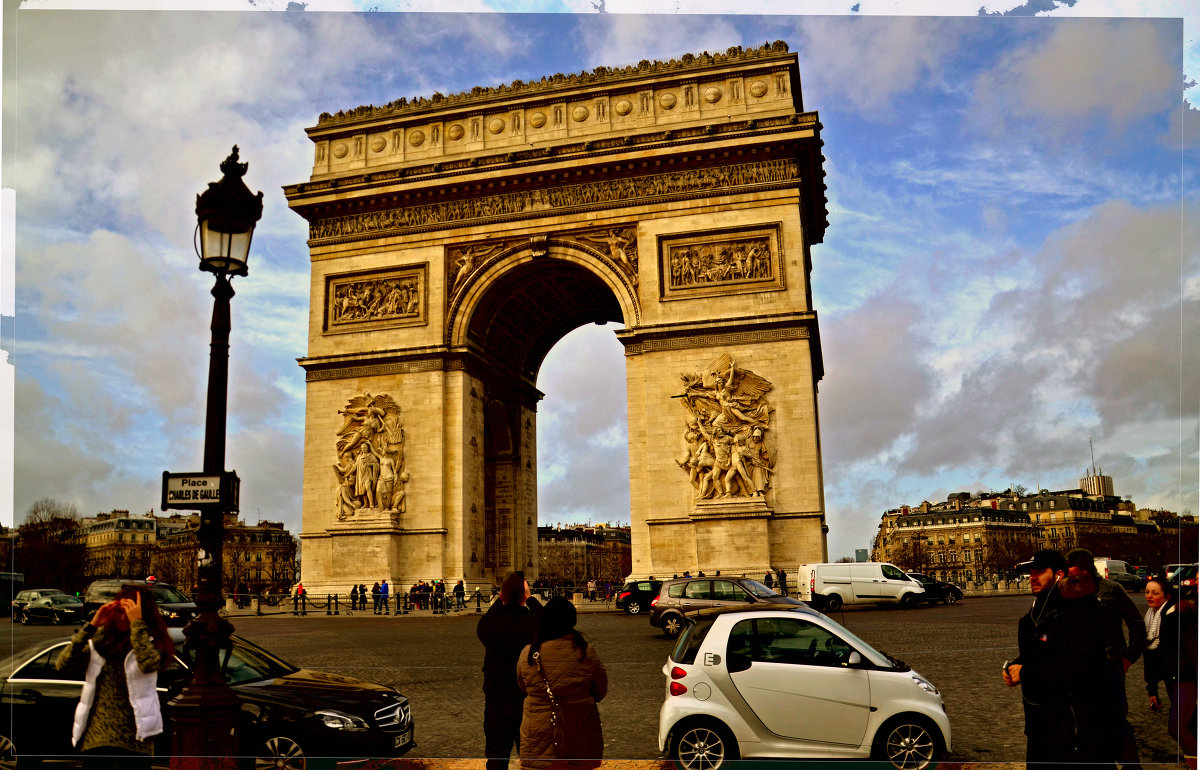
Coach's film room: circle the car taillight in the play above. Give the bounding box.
[670,682,688,696]
[651,595,660,606]
[671,666,688,680]
[618,591,631,601]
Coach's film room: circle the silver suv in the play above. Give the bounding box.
[649,576,804,638]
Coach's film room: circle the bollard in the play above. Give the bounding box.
[252,597,261,616]
[474,590,483,613]
[325,594,333,616]
[333,594,340,615]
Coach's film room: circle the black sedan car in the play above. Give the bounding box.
[0,628,415,767]
[18,593,85,625]
[906,572,964,605]
[10,588,67,623]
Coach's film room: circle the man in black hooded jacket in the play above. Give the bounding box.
[1003,549,1112,766]
[477,571,543,770]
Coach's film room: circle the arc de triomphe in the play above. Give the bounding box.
[284,41,830,593]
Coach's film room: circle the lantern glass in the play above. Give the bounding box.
[198,215,254,277]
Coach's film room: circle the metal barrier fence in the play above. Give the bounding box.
[223,584,622,617]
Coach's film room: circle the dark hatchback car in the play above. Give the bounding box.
[615,579,663,615]
[83,578,197,627]
[650,576,805,638]
[18,593,85,625]
[905,572,964,605]
[0,628,415,767]
[10,588,67,623]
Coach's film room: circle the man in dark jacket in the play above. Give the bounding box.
[477,571,543,770]
[1066,548,1147,765]
[1003,549,1111,765]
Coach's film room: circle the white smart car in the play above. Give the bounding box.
[659,604,951,770]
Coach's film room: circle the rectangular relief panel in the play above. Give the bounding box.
[658,224,785,301]
[324,264,428,334]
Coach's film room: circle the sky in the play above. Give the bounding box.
[1,0,1196,564]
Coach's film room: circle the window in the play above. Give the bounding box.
[727,617,855,668]
[13,644,79,682]
[683,581,711,600]
[713,581,747,601]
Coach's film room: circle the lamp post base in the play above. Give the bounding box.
[169,612,240,769]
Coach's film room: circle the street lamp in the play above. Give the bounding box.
[170,147,262,770]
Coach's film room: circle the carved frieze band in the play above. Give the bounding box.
[622,326,807,356]
[309,158,800,244]
[306,359,443,382]
[660,224,784,300]
[325,265,427,334]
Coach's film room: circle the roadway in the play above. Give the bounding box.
[5,593,1188,766]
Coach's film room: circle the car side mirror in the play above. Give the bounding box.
[846,651,863,667]
[727,652,752,673]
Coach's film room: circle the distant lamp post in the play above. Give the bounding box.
[170,147,262,770]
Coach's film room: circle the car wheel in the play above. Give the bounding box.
[899,593,915,609]
[671,720,739,770]
[0,733,16,770]
[873,716,940,770]
[626,601,642,615]
[943,593,957,605]
[255,735,317,770]
[663,613,684,639]
[824,593,842,612]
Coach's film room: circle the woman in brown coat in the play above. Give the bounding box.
[516,597,607,769]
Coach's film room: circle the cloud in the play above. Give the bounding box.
[973,19,1179,137]
[791,16,965,116]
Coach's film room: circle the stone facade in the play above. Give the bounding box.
[285,41,830,593]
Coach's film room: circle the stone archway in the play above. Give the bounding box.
[285,41,830,593]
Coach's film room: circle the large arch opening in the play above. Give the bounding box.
[460,253,629,582]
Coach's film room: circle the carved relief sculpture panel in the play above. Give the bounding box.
[674,354,776,501]
[659,224,785,301]
[332,393,409,523]
[325,265,427,334]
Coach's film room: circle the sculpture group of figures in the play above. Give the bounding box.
[331,277,420,324]
[332,393,409,520]
[675,354,776,500]
[668,237,771,288]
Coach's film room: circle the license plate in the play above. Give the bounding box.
[394,730,412,748]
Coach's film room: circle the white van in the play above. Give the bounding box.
[796,562,925,611]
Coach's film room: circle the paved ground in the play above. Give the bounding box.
[6,593,1189,768]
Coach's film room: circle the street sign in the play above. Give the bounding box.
[161,471,240,511]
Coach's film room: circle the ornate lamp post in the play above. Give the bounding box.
[170,147,262,769]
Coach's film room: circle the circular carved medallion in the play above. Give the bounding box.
[614,99,633,116]
[408,130,425,147]
[572,106,589,122]
[369,137,386,153]
[704,87,722,104]
[447,124,464,141]
[332,142,348,158]
[749,80,768,98]
[488,118,505,134]
[529,112,546,128]
[659,93,677,110]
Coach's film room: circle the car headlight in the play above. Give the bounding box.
[911,674,939,695]
[316,710,370,732]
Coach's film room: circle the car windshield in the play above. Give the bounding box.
[48,595,81,605]
[739,579,780,598]
[814,611,894,668]
[151,585,191,604]
[177,635,298,684]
